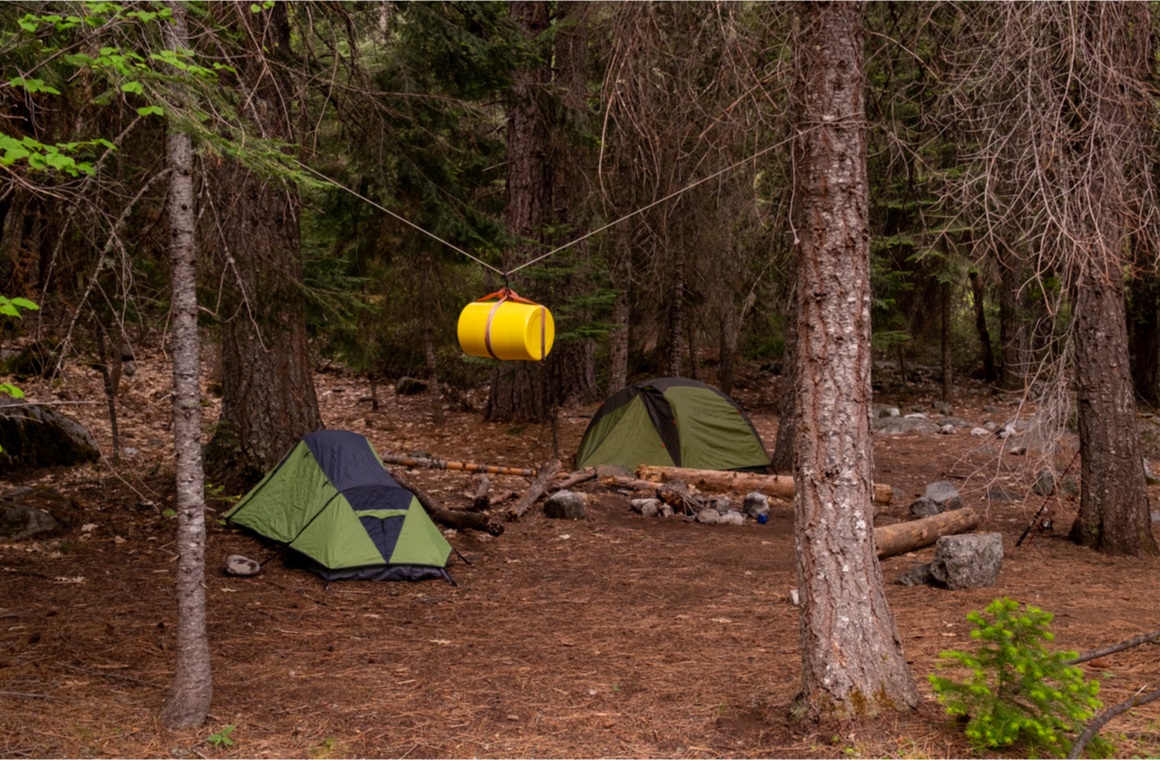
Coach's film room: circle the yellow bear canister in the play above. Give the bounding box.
[457,288,555,361]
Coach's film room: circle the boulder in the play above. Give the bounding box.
[395,376,428,396]
[930,533,1003,590]
[924,480,964,512]
[907,496,941,517]
[742,492,770,519]
[630,498,661,514]
[895,563,933,587]
[872,416,941,435]
[0,398,100,472]
[543,490,587,520]
[695,509,720,524]
[0,504,58,540]
[717,511,746,526]
[224,554,261,577]
[1032,468,1056,497]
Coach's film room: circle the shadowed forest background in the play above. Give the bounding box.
[2,1,1160,757]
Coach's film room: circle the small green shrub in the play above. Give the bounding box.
[929,597,1104,757]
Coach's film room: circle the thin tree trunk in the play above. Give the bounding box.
[159,1,212,729]
[968,270,996,385]
[941,279,954,402]
[789,0,918,720]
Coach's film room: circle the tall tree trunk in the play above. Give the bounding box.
[997,257,1032,390]
[486,0,552,423]
[607,232,631,394]
[545,0,599,407]
[1128,270,1160,407]
[159,1,212,729]
[968,270,996,385]
[1070,265,1158,555]
[941,279,954,402]
[205,2,321,480]
[789,0,918,720]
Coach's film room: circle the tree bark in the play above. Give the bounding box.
[486,0,552,424]
[967,271,995,385]
[205,1,321,481]
[159,1,212,729]
[788,0,918,720]
[1070,265,1158,555]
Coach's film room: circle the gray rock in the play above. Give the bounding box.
[904,412,929,420]
[938,424,956,436]
[695,509,720,524]
[872,404,901,418]
[1007,446,1027,456]
[908,497,941,517]
[930,533,1003,590]
[659,504,674,519]
[395,376,428,395]
[872,416,941,435]
[987,486,1024,503]
[631,498,661,514]
[983,420,999,433]
[718,511,746,526]
[896,563,933,587]
[710,496,734,514]
[932,401,953,416]
[0,398,100,472]
[941,416,973,429]
[1032,468,1056,497]
[543,490,587,520]
[0,505,58,540]
[639,502,658,518]
[224,554,261,577]
[742,492,770,518]
[924,480,964,512]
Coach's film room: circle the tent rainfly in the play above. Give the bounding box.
[574,377,771,472]
[225,430,453,582]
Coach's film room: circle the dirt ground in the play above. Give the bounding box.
[2,347,1160,759]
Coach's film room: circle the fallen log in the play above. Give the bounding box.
[388,468,504,536]
[874,508,979,559]
[600,475,662,492]
[636,465,893,505]
[382,452,537,478]
[508,461,562,521]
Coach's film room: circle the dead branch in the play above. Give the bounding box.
[507,461,562,521]
[469,474,491,512]
[1069,686,1160,759]
[382,452,537,478]
[388,468,504,536]
[599,475,662,492]
[1067,628,1160,666]
[551,468,598,492]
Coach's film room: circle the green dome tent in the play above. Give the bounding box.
[225,430,452,582]
[575,377,770,472]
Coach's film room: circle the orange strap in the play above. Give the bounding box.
[473,288,546,361]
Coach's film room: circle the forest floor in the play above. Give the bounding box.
[2,345,1160,759]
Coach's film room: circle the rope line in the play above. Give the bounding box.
[298,134,790,279]
[294,161,505,276]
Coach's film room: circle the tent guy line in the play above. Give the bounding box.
[293,136,784,281]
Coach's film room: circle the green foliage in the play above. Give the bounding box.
[929,598,1104,757]
[206,724,236,748]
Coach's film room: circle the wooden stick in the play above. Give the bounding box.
[874,508,980,559]
[600,475,662,492]
[551,468,598,492]
[388,468,504,536]
[1069,686,1160,759]
[382,452,537,478]
[507,461,562,521]
[636,465,893,505]
[1067,628,1160,665]
[469,474,491,512]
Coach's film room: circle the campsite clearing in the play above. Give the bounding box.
[2,350,1160,758]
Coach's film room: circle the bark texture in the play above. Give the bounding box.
[789,0,918,720]
[206,1,321,479]
[159,2,212,729]
[485,0,552,424]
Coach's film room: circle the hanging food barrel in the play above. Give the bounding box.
[457,288,555,361]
